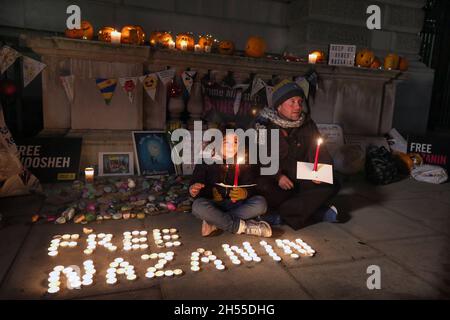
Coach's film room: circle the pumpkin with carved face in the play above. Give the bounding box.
[245,36,266,58]
[218,40,235,55]
[65,20,94,40]
[355,49,375,67]
[197,35,213,50]
[121,25,146,45]
[149,31,163,46]
[158,32,174,48]
[98,27,115,42]
[176,33,195,50]
[370,57,382,69]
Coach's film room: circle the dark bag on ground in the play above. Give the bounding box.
[365,145,399,185]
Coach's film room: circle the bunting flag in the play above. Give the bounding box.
[250,78,266,98]
[95,78,118,105]
[265,85,274,108]
[139,73,158,100]
[60,75,75,103]
[0,46,21,75]
[156,69,176,86]
[181,70,197,95]
[119,77,138,103]
[295,77,310,99]
[22,56,46,88]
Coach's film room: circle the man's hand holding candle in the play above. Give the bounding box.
[229,187,248,202]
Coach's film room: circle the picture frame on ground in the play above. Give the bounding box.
[132,131,176,176]
[98,152,134,176]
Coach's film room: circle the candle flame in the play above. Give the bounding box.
[317,138,323,145]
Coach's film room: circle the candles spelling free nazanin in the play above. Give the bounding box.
[313,138,323,172]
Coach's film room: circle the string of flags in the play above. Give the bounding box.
[0,45,47,88]
[1,44,317,109]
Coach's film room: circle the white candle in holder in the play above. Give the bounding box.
[308,53,318,64]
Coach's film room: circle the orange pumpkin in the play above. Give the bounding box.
[120,25,146,45]
[355,49,375,67]
[176,33,195,50]
[197,35,213,50]
[157,32,174,48]
[399,57,409,71]
[245,36,266,58]
[218,40,235,55]
[384,53,400,70]
[97,27,115,42]
[149,31,163,46]
[65,20,94,40]
[370,57,382,69]
[309,50,326,63]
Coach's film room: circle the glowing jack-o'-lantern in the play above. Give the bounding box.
[149,31,163,46]
[355,49,375,67]
[98,27,115,42]
[197,35,213,50]
[176,33,195,50]
[218,40,235,55]
[158,32,174,48]
[120,25,146,45]
[384,53,400,70]
[65,20,94,40]
[245,36,266,58]
[309,50,326,63]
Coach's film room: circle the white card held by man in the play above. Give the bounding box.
[296,138,334,184]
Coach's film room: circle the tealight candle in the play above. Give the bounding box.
[106,278,117,285]
[194,44,201,52]
[180,40,188,51]
[291,253,300,259]
[84,167,94,183]
[82,278,93,286]
[141,254,150,260]
[216,264,225,271]
[147,267,157,273]
[191,266,200,272]
[173,241,181,247]
[150,253,158,259]
[62,234,71,240]
[162,229,170,234]
[84,249,93,255]
[47,287,60,294]
[127,274,137,281]
[173,269,183,276]
[164,270,174,277]
[168,40,175,49]
[204,45,211,53]
[146,272,155,278]
[48,251,58,257]
[171,235,179,240]
[155,271,165,277]
[140,231,147,236]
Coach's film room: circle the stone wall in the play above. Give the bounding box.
[0,0,289,53]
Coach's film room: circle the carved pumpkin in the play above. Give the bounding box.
[384,53,400,70]
[355,49,375,67]
[149,31,163,46]
[98,27,115,42]
[309,50,326,63]
[218,40,235,55]
[65,20,94,40]
[245,36,266,58]
[176,33,195,50]
[399,57,409,71]
[370,57,382,69]
[158,32,174,48]
[197,35,213,50]
[120,25,146,45]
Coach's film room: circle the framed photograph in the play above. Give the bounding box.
[98,152,134,176]
[132,131,176,176]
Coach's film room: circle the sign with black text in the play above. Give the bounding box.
[328,44,356,67]
[16,137,82,182]
[407,136,450,171]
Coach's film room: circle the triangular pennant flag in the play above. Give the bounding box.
[181,70,197,95]
[233,89,243,115]
[1,46,21,74]
[250,78,266,98]
[139,73,158,100]
[119,77,138,103]
[265,85,274,108]
[295,77,310,99]
[95,78,117,105]
[157,69,176,86]
[60,75,75,103]
[22,56,46,87]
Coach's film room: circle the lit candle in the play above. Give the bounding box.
[84,167,94,183]
[313,138,323,172]
[204,45,211,53]
[308,53,318,64]
[111,30,121,44]
[168,40,175,49]
[180,40,188,51]
[194,44,201,52]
